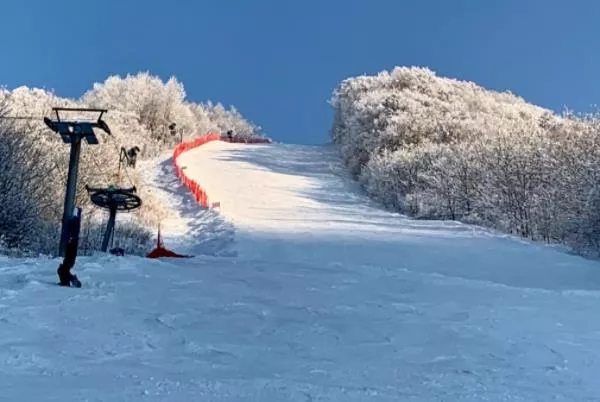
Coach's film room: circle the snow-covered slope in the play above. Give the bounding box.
[178,141,600,291]
[2,141,600,401]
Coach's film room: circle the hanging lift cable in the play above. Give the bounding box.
[0,116,40,120]
[0,109,59,121]
[0,113,48,119]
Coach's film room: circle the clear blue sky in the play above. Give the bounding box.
[1,0,598,144]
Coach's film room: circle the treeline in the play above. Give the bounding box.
[0,72,264,256]
[330,66,600,256]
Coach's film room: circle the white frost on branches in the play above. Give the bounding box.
[330,66,600,256]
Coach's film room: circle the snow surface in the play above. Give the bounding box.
[2,141,600,401]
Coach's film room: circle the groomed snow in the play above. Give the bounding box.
[178,141,600,291]
[1,141,600,401]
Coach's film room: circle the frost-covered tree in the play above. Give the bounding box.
[202,101,261,138]
[0,105,57,254]
[82,72,194,144]
[82,72,263,153]
[330,66,600,257]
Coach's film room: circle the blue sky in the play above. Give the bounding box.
[1,0,598,144]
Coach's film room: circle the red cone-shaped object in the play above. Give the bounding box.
[146,224,192,258]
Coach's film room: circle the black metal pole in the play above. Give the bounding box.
[101,206,117,252]
[59,136,82,257]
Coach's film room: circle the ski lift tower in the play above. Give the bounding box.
[44,107,111,257]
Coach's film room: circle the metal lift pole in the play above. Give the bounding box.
[101,206,117,252]
[59,137,82,257]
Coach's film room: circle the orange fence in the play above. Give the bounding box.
[172,133,271,208]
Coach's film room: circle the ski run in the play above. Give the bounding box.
[1,140,600,401]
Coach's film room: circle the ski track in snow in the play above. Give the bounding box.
[1,142,600,401]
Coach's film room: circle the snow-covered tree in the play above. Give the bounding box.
[0,106,57,254]
[330,66,600,256]
[82,72,193,144]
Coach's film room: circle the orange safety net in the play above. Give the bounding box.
[172,133,271,208]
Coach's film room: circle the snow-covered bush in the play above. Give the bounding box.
[0,106,59,255]
[330,66,600,256]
